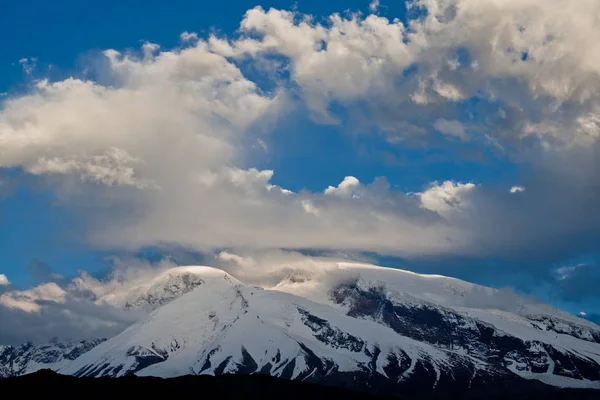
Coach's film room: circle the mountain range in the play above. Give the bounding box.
[1,263,599,398]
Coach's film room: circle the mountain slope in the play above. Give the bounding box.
[62,268,470,385]
[95,266,221,311]
[2,263,599,396]
[277,262,600,388]
[0,339,104,378]
[57,265,600,395]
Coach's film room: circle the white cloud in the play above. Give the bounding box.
[229,7,416,123]
[1,2,600,262]
[324,176,361,197]
[510,186,526,194]
[217,251,251,267]
[180,31,199,42]
[0,274,9,286]
[0,39,470,258]
[0,43,279,184]
[68,257,179,304]
[0,46,276,186]
[217,2,600,147]
[18,57,37,75]
[301,199,319,216]
[212,249,349,289]
[27,148,153,188]
[418,181,476,217]
[0,282,66,312]
[369,0,380,13]
[89,168,462,256]
[0,258,154,344]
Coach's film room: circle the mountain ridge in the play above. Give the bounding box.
[0,339,105,378]
[2,263,599,397]
[2,369,599,400]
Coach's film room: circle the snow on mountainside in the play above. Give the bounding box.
[2,263,600,395]
[62,267,469,384]
[274,262,598,330]
[96,266,220,311]
[56,264,600,393]
[0,339,105,378]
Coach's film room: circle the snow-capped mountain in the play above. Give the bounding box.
[0,339,104,378]
[2,263,600,396]
[96,266,208,311]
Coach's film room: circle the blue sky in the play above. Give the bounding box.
[1,0,600,329]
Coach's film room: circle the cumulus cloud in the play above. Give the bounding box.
[219,2,600,148]
[0,282,66,313]
[225,7,417,125]
[92,170,464,256]
[0,44,277,183]
[0,37,473,258]
[1,1,600,265]
[0,274,9,286]
[324,176,361,197]
[418,181,476,217]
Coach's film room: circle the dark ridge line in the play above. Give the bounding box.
[1,369,598,400]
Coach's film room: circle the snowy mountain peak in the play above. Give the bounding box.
[98,266,241,311]
[54,263,600,391]
[3,263,600,394]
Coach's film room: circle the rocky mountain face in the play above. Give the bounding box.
[0,339,105,378]
[95,268,208,311]
[1,263,599,397]
[331,280,600,384]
